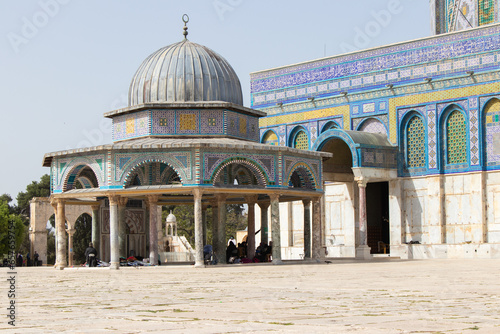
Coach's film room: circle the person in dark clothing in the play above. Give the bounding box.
[85,243,98,267]
[226,242,237,263]
[33,251,39,266]
[16,253,23,267]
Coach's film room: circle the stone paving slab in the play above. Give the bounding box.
[2,259,500,333]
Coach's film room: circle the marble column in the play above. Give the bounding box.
[258,202,270,245]
[66,228,76,267]
[91,204,100,257]
[270,193,282,264]
[52,199,67,270]
[211,201,218,250]
[355,178,371,259]
[215,194,227,264]
[147,195,159,266]
[118,197,128,258]
[312,198,322,261]
[245,195,258,259]
[202,205,208,246]
[302,199,311,259]
[109,195,120,270]
[193,189,204,267]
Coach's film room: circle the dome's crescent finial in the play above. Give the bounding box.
[182,14,189,40]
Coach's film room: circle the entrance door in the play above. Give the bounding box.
[366,182,389,254]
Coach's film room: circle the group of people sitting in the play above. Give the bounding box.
[225,237,272,264]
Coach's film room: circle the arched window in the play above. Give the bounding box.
[446,110,467,164]
[262,130,278,145]
[293,130,309,150]
[484,98,500,166]
[406,116,426,168]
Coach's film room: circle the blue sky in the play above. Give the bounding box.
[0,0,429,201]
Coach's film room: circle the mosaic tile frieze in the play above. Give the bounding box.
[225,111,259,141]
[251,26,500,107]
[52,155,106,193]
[360,148,397,169]
[113,110,150,141]
[114,152,193,186]
[203,152,276,185]
[151,110,175,135]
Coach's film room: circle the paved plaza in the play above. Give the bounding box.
[3,259,500,333]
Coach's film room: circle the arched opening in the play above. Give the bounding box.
[400,112,427,172]
[73,213,92,265]
[261,130,279,145]
[483,98,500,167]
[125,162,181,187]
[213,162,262,187]
[321,138,353,177]
[46,214,56,265]
[289,126,309,150]
[440,105,468,171]
[288,166,316,190]
[65,165,99,191]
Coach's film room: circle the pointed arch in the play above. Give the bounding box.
[439,104,468,170]
[357,117,388,136]
[261,129,279,145]
[320,121,340,133]
[210,157,269,186]
[481,97,500,167]
[124,161,182,187]
[63,164,100,192]
[312,129,359,167]
[399,110,427,170]
[286,162,317,190]
[289,125,310,150]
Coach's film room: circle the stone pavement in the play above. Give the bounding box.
[2,259,500,333]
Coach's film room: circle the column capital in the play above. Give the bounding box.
[108,195,121,206]
[117,197,128,207]
[215,193,227,203]
[244,195,259,204]
[192,188,204,200]
[354,177,368,188]
[302,198,311,206]
[258,201,270,210]
[269,193,280,202]
[50,198,64,209]
[146,195,159,205]
[90,203,101,211]
[65,228,76,236]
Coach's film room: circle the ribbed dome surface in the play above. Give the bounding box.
[128,40,243,106]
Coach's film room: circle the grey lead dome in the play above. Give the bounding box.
[128,40,243,106]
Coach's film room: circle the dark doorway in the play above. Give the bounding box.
[366,182,389,254]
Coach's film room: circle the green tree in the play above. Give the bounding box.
[0,200,25,257]
[16,174,50,218]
